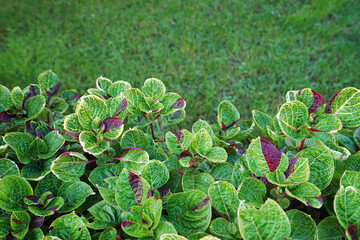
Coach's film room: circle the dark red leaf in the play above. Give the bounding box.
[100,117,122,133]
[26,195,39,203]
[0,111,15,122]
[191,198,210,211]
[22,85,36,109]
[44,193,54,202]
[325,90,342,113]
[157,187,170,198]
[170,98,185,109]
[127,172,144,206]
[285,158,299,178]
[308,90,325,114]
[260,138,282,172]
[347,225,358,240]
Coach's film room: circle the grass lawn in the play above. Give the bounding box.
[0,0,359,128]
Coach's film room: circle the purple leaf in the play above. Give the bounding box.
[127,171,144,206]
[31,216,44,229]
[99,117,122,133]
[170,110,182,120]
[44,193,54,202]
[191,198,210,211]
[171,98,185,109]
[64,92,79,102]
[46,79,61,99]
[0,111,15,122]
[175,130,184,144]
[22,85,36,109]
[252,173,270,186]
[26,195,39,203]
[347,225,358,240]
[114,98,128,116]
[65,130,80,140]
[308,90,325,114]
[157,187,170,198]
[285,158,299,178]
[325,90,342,113]
[46,207,58,212]
[121,220,134,228]
[260,138,282,172]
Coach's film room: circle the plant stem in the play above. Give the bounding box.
[150,122,156,140]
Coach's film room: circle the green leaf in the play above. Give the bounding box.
[182,171,214,195]
[267,157,310,187]
[21,157,52,181]
[237,199,291,240]
[25,95,46,120]
[60,90,79,105]
[160,92,186,115]
[160,234,188,240]
[0,217,11,239]
[64,113,83,136]
[153,222,178,240]
[76,95,108,130]
[334,185,360,229]
[39,130,65,159]
[208,181,239,222]
[28,195,64,216]
[232,156,252,188]
[57,181,94,213]
[35,173,63,197]
[108,80,131,98]
[295,147,334,190]
[142,78,166,100]
[28,137,47,160]
[4,132,34,164]
[252,110,273,130]
[83,200,123,229]
[142,196,162,229]
[79,131,110,155]
[191,128,213,156]
[11,86,24,110]
[99,228,117,240]
[0,176,33,211]
[121,129,149,150]
[116,148,149,175]
[204,147,227,163]
[11,211,30,239]
[124,88,149,115]
[96,76,112,92]
[121,206,153,237]
[142,160,169,190]
[211,162,233,183]
[166,130,193,154]
[217,101,240,128]
[330,87,360,127]
[38,70,60,93]
[27,228,45,240]
[115,168,151,211]
[51,152,87,182]
[0,159,20,179]
[354,127,360,148]
[210,218,238,239]
[310,114,342,133]
[98,177,118,206]
[285,182,323,208]
[192,120,215,139]
[286,209,316,240]
[0,85,13,109]
[167,190,211,237]
[48,211,91,240]
[317,216,345,240]
[277,101,308,139]
[237,177,266,207]
[88,163,121,188]
[340,170,360,189]
[246,137,288,177]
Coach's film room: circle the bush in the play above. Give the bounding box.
[0,70,359,240]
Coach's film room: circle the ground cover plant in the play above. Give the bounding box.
[0,71,359,240]
[1,0,359,128]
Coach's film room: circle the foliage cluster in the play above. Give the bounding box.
[0,71,359,240]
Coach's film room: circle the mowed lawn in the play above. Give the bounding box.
[0,0,359,128]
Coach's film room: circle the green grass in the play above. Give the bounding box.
[1,0,359,128]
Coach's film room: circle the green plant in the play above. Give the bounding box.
[0,70,359,240]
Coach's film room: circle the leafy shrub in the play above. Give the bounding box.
[0,70,359,240]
